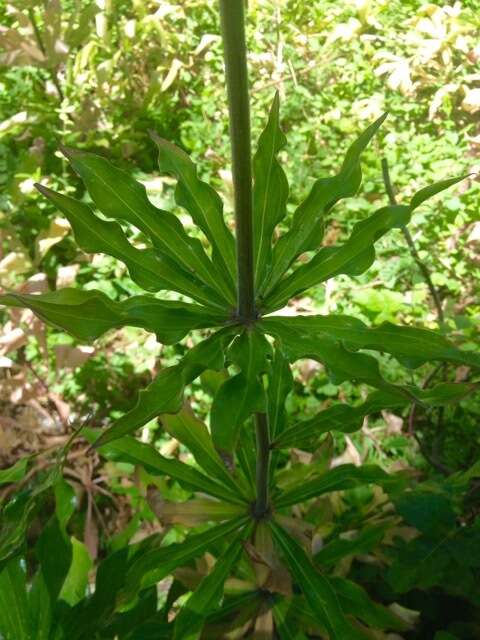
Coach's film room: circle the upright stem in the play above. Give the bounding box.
[219,0,270,518]
[219,0,256,322]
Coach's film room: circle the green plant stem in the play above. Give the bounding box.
[219,0,256,323]
[219,0,270,518]
[381,158,444,324]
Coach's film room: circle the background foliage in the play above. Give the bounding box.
[0,1,479,638]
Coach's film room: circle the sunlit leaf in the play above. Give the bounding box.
[0,288,227,344]
[36,184,226,309]
[261,113,387,298]
[152,133,237,290]
[60,146,235,304]
[253,92,289,291]
[0,558,31,640]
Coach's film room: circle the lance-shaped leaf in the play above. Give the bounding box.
[270,522,360,639]
[253,92,289,291]
[173,524,252,640]
[260,113,387,298]
[36,184,226,310]
[151,133,236,289]
[259,316,414,399]
[211,328,272,454]
[94,329,232,447]
[0,558,31,640]
[0,288,227,344]
[95,434,245,504]
[60,146,235,304]
[162,409,246,498]
[274,382,477,450]
[261,315,480,370]
[264,174,467,311]
[275,463,401,509]
[273,599,310,639]
[267,346,294,441]
[119,516,248,606]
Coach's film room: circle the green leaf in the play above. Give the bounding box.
[95,434,244,504]
[270,521,358,639]
[253,92,289,291]
[265,204,410,310]
[0,557,31,640]
[36,184,226,310]
[35,516,72,604]
[0,458,28,485]
[58,538,92,606]
[275,464,400,509]
[267,346,294,441]
[173,524,251,640]
[264,173,467,310]
[119,516,248,606]
[162,409,244,498]
[0,288,227,345]
[259,316,413,398]
[410,175,469,209]
[315,524,388,567]
[273,599,310,639]
[94,329,231,447]
[261,315,480,371]
[330,576,409,631]
[261,113,387,298]
[211,328,272,454]
[274,383,476,450]
[151,133,237,289]
[60,146,235,304]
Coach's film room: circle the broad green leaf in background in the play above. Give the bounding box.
[94,328,232,447]
[0,288,228,344]
[119,516,248,606]
[275,464,400,509]
[0,557,31,640]
[253,92,289,291]
[36,185,226,309]
[270,522,360,639]
[211,328,272,454]
[262,315,480,370]
[59,146,235,304]
[162,409,245,498]
[95,433,245,504]
[260,113,387,298]
[152,133,237,290]
[173,524,251,640]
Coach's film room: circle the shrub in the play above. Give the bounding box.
[0,2,478,638]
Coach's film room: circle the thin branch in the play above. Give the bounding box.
[381,158,444,324]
